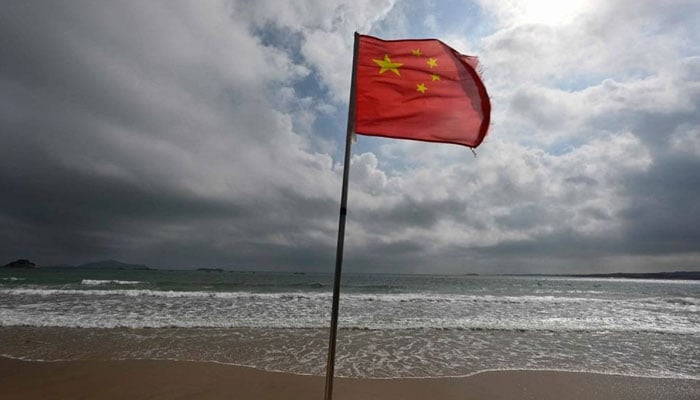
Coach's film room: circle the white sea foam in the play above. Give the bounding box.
[1,285,698,335]
[0,286,695,307]
[0,287,332,300]
[2,328,697,380]
[1,277,26,281]
[0,304,697,335]
[0,287,669,307]
[80,279,142,286]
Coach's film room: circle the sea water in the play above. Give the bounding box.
[0,268,698,379]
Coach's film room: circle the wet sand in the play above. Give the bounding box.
[1,357,698,399]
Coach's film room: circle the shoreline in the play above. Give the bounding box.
[3,324,697,379]
[3,353,698,382]
[1,357,698,400]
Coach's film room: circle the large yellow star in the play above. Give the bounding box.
[416,83,428,93]
[427,57,438,68]
[373,54,403,76]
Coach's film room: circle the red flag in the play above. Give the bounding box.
[354,34,490,148]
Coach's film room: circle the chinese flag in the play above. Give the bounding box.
[354,34,490,148]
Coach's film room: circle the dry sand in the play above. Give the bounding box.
[1,357,698,399]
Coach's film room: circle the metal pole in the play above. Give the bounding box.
[323,32,359,400]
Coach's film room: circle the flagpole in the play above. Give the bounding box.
[323,31,359,400]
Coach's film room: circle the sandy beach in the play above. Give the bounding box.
[1,357,698,400]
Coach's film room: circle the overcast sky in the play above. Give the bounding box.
[1,0,699,273]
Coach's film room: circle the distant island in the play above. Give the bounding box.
[505,271,700,281]
[197,268,224,272]
[561,271,700,280]
[3,259,38,269]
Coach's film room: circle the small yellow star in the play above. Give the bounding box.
[373,54,403,76]
[411,48,422,56]
[416,83,428,93]
[427,57,438,68]
[431,74,440,81]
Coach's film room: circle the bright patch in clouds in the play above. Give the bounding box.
[480,0,593,27]
[519,0,590,26]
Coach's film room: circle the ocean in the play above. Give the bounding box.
[1,268,698,379]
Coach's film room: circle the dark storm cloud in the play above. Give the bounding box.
[355,198,467,231]
[594,57,700,256]
[621,155,700,254]
[0,1,342,268]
